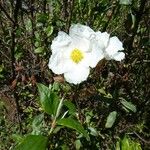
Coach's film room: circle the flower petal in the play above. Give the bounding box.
[104,36,124,60]
[72,36,91,52]
[64,66,90,84]
[51,31,72,54]
[48,52,73,74]
[69,24,95,39]
[80,45,104,68]
[89,47,104,68]
[95,31,110,49]
[112,52,125,61]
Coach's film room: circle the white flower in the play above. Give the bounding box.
[94,32,125,61]
[48,24,104,84]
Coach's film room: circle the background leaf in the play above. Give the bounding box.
[57,118,89,139]
[34,47,44,54]
[37,83,59,116]
[105,111,117,128]
[119,0,132,5]
[118,136,142,150]
[44,25,53,37]
[32,114,44,135]
[63,101,76,115]
[75,139,82,150]
[14,135,48,150]
[120,99,137,113]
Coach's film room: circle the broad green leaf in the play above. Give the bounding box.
[37,83,59,116]
[63,101,76,115]
[119,0,132,5]
[131,141,142,150]
[121,136,130,150]
[105,111,117,128]
[57,118,89,139]
[14,135,48,150]
[32,114,44,135]
[121,99,137,113]
[118,136,142,150]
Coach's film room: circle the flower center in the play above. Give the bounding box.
[70,48,84,63]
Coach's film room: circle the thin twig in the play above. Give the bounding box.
[0,48,11,61]
[11,0,22,133]
[133,131,150,144]
[102,3,120,32]
[0,3,15,24]
[72,85,83,123]
[125,0,147,54]
[66,0,75,33]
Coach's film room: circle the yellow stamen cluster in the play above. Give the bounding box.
[70,48,84,63]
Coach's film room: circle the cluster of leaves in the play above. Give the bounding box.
[0,0,149,149]
[13,83,142,150]
[14,83,88,149]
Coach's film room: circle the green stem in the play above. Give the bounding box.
[49,97,64,135]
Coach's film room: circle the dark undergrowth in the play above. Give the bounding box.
[0,0,150,149]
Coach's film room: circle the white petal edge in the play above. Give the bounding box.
[64,66,90,84]
[51,31,72,54]
[112,52,125,61]
[69,24,95,39]
[105,36,124,57]
[72,36,91,52]
[95,31,110,49]
[80,46,104,68]
[48,52,74,74]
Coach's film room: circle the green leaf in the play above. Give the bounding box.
[44,26,53,37]
[14,135,48,150]
[117,136,142,150]
[88,127,98,136]
[120,99,137,113]
[34,47,44,54]
[25,19,32,31]
[52,82,60,92]
[63,101,76,115]
[36,13,48,24]
[32,114,44,128]
[11,134,23,143]
[75,139,82,150]
[57,118,89,139]
[61,144,69,150]
[105,111,117,128]
[119,0,132,5]
[116,141,121,150]
[37,83,59,116]
[121,136,130,150]
[34,41,41,48]
[98,87,107,95]
[32,114,44,135]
